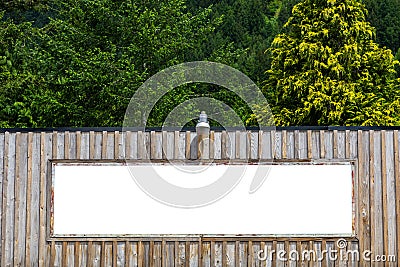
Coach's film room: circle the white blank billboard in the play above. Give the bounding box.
[51,162,353,236]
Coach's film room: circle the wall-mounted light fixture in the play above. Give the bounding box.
[195,111,210,136]
[196,111,210,159]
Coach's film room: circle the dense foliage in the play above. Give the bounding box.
[1,0,399,127]
[264,0,400,125]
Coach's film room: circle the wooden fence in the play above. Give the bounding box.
[0,128,399,266]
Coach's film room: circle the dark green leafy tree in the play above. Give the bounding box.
[0,0,219,127]
[262,0,400,126]
[363,0,400,54]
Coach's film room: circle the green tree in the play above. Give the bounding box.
[363,0,400,54]
[263,0,400,126]
[0,0,219,127]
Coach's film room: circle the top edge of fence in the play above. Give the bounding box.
[1,126,400,133]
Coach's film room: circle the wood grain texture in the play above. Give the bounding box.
[394,130,400,265]
[0,129,399,266]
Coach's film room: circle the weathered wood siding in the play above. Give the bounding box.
[0,129,399,266]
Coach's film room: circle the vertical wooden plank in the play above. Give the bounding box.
[333,130,338,159]
[125,241,131,267]
[282,130,287,159]
[287,131,294,159]
[61,241,67,267]
[358,130,370,266]
[325,131,333,159]
[213,132,221,160]
[215,242,223,267]
[381,130,389,260]
[210,241,215,267]
[198,239,203,267]
[137,131,144,160]
[296,241,301,266]
[76,131,82,159]
[385,131,396,267]
[369,131,376,257]
[248,241,253,267]
[275,131,282,159]
[197,131,203,160]
[51,131,58,159]
[222,131,228,160]
[210,131,215,160]
[155,241,163,267]
[228,131,235,160]
[162,131,168,159]
[298,131,307,159]
[164,241,172,267]
[125,131,138,159]
[259,241,265,267]
[113,241,118,267]
[321,240,327,267]
[161,240,166,267]
[258,130,263,160]
[235,131,240,159]
[186,131,191,160]
[0,133,4,256]
[270,130,276,160]
[65,242,74,267]
[89,131,95,159]
[14,132,26,267]
[345,130,351,159]
[222,241,227,267]
[235,241,240,267]
[151,131,156,160]
[260,131,272,159]
[394,130,400,265]
[101,131,107,159]
[174,241,179,267]
[106,132,116,160]
[249,132,258,160]
[38,132,48,266]
[77,242,87,267]
[103,242,112,267]
[320,130,325,158]
[27,133,38,264]
[50,240,56,267]
[24,132,33,267]
[64,131,70,159]
[226,242,234,267]
[174,131,180,160]
[269,241,277,267]
[201,242,212,267]
[86,241,93,267]
[74,241,80,267]
[372,131,384,259]
[307,130,312,159]
[100,241,106,267]
[190,131,197,160]
[114,131,120,159]
[336,131,345,159]
[294,130,300,159]
[185,241,190,267]
[144,132,151,160]
[202,131,211,159]
[1,132,10,267]
[165,132,174,160]
[125,131,132,160]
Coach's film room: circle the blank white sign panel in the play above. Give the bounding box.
[52,163,353,236]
